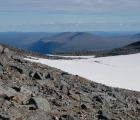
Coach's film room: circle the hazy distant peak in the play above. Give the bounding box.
[133,33,140,38]
[41,32,102,43]
[127,40,140,46]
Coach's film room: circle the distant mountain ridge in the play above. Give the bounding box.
[56,39,140,57]
[133,33,140,38]
[0,32,57,49]
[127,40,140,46]
[0,32,140,54]
[28,32,140,54]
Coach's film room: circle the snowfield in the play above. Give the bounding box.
[25,53,140,91]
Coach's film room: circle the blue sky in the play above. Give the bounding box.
[0,0,140,32]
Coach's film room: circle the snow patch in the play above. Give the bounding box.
[25,53,140,91]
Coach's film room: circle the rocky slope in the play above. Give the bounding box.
[0,42,72,60]
[0,44,140,120]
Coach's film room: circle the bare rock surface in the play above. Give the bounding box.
[0,43,139,120]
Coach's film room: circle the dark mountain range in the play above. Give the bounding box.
[133,33,140,39]
[127,40,140,46]
[0,32,58,49]
[0,32,140,55]
[56,39,140,57]
[28,32,140,54]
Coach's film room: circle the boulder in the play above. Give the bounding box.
[0,86,17,97]
[0,79,4,86]
[0,55,8,67]
[20,85,32,99]
[12,55,24,63]
[80,94,92,103]
[70,94,80,101]
[98,108,115,120]
[29,97,51,111]
[30,71,46,80]
[12,96,24,104]
[0,45,4,54]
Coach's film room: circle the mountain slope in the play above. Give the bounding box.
[0,32,57,49]
[28,32,140,54]
[56,39,140,57]
[133,33,140,38]
[127,40,140,46]
[28,32,109,54]
[0,43,140,119]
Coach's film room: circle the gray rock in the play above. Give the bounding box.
[114,93,126,104]
[98,108,115,120]
[0,108,22,120]
[20,85,32,100]
[30,86,39,93]
[12,55,24,63]
[91,87,102,92]
[31,71,46,80]
[20,66,30,76]
[0,55,8,66]
[61,72,72,80]
[0,79,4,86]
[0,45,4,54]
[29,97,51,111]
[0,86,17,97]
[136,98,140,104]
[60,115,77,120]
[24,111,52,120]
[3,48,13,57]
[36,79,52,85]
[80,94,92,103]
[81,104,87,109]
[61,85,68,94]
[70,94,80,101]
[60,80,70,88]
[55,80,70,90]
[93,95,103,103]
[52,99,63,106]
[0,67,3,75]
[3,48,9,53]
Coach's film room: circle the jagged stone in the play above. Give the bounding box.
[0,79,4,86]
[0,45,4,54]
[52,99,63,106]
[12,55,24,63]
[61,85,68,94]
[29,97,51,111]
[81,104,87,109]
[98,108,115,120]
[80,94,92,103]
[93,95,103,103]
[0,86,16,97]
[20,85,32,99]
[30,71,46,80]
[12,96,24,104]
[0,55,8,66]
[70,94,80,101]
